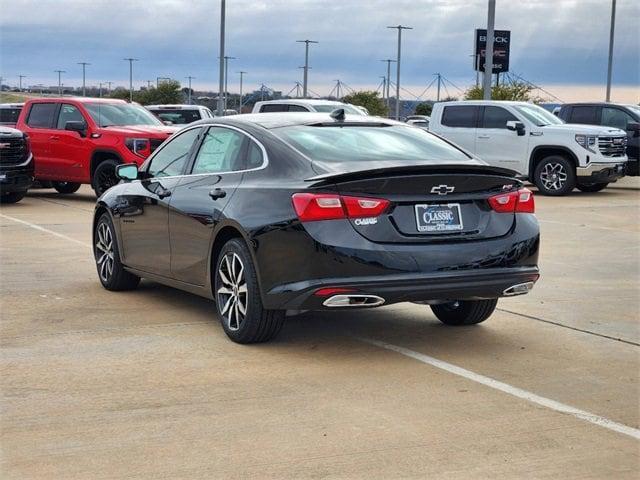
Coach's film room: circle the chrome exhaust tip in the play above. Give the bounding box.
[503,282,535,297]
[323,294,385,308]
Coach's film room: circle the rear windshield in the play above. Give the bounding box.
[273,125,471,163]
[85,103,162,127]
[0,107,22,123]
[151,109,202,125]
[312,104,364,115]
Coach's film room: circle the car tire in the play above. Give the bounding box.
[92,159,120,197]
[94,213,140,291]
[533,155,576,196]
[214,238,285,344]
[576,182,609,193]
[431,299,498,326]
[52,181,81,194]
[0,191,26,204]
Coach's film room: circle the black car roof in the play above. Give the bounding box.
[191,113,403,130]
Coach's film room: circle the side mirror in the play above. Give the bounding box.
[507,120,526,136]
[627,122,640,134]
[116,163,139,181]
[65,121,87,137]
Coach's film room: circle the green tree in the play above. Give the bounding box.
[109,80,183,105]
[341,91,388,117]
[464,79,545,103]
[414,102,432,116]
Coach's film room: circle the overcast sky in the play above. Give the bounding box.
[1,0,638,102]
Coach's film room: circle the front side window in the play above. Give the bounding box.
[26,103,57,128]
[56,104,86,129]
[514,104,563,126]
[147,127,201,178]
[602,107,635,130]
[480,106,517,129]
[85,103,162,127]
[287,105,310,112]
[441,106,478,128]
[191,127,246,174]
[274,125,471,163]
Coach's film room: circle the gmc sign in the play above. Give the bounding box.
[474,29,511,73]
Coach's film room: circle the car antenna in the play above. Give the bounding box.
[329,108,346,121]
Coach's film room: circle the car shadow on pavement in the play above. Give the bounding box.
[27,190,97,203]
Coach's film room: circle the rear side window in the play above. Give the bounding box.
[480,106,517,129]
[441,106,478,128]
[569,106,599,124]
[27,103,57,128]
[288,105,309,112]
[246,141,264,169]
[602,107,634,130]
[191,127,247,174]
[260,104,287,113]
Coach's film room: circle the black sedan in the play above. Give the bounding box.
[93,112,540,343]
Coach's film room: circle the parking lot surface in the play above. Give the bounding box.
[1,179,639,479]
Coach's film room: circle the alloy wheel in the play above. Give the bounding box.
[95,222,114,282]
[217,253,248,331]
[540,162,568,191]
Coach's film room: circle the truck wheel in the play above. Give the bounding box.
[52,181,81,194]
[0,191,27,204]
[431,299,498,326]
[214,238,285,344]
[533,155,576,196]
[577,182,609,193]
[92,159,120,197]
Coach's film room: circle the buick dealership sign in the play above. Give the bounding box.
[474,29,510,73]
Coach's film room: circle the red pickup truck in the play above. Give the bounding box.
[16,98,177,195]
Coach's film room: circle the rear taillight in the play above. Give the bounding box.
[488,188,535,214]
[292,193,390,222]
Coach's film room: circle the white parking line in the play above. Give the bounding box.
[358,337,640,441]
[0,213,91,248]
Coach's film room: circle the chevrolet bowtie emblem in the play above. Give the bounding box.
[431,184,455,195]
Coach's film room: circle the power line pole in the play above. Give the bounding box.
[123,58,138,102]
[387,25,412,120]
[217,0,226,116]
[606,0,616,102]
[380,59,396,110]
[296,39,318,98]
[18,75,26,92]
[54,70,65,95]
[238,71,247,111]
[435,73,442,101]
[106,81,113,93]
[482,0,495,100]
[222,56,236,111]
[185,75,195,104]
[78,62,90,96]
[99,82,103,98]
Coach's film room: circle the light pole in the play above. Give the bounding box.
[380,59,396,109]
[54,70,65,95]
[106,81,113,94]
[434,73,442,101]
[217,0,226,116]
[296,39,318,98]
[78,62,90,96]
[238,71,247,112]
[185,76,195,104]
[99,82,103,98]
[123,58,138,102]
[482,0,496,100]
[387,25,412,120]
[606,0,616,102]
[223,56,235,111]
[18,75,26,92]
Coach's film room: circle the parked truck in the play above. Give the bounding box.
[429,101,628,195]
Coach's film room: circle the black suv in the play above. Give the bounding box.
[0,126,34,203]
[557,103,640,176]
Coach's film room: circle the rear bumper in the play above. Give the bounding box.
[0,155,34,193]
[576,161,626,182]
[267,266,540,310]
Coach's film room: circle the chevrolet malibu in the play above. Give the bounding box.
[93,111,540,343]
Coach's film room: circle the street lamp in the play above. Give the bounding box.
[223,56,236,111]
[185,76,195,104]
[296,39,318,98]
[387,25,412,120]
[217,0,226,116]
[78,62,90,96]
[482,0,496,100]
[123,58,138,102]
[606,0,617,102]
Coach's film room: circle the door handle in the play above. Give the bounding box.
[209,188,227,200]
[49,135,60,140]
[156,187,172,199]
[477,135,490,139]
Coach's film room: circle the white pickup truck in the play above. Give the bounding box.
[429,101,628,195]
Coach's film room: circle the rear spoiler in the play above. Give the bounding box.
[305,164,519,184]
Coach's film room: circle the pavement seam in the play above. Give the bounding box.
[358,336,640,441]
[497,308,640,347]
[0,213,91,248]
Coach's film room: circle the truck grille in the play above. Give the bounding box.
[598,136,627,157]
[0,137,28,166]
